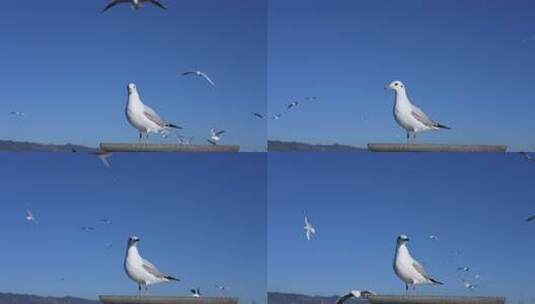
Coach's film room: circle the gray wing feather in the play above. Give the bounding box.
[411,105,436,127]
[142,259,166,278]
[143,105,168,127]
[412,260,430,279]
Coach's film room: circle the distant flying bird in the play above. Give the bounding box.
[101,0,167,13]
[305,96,319,102]
[271,114,282,120]
[526,215,535,222]
[429,235,438,241]
[336,290,377,304]
[303,215,316,241]
[393,235,443,292]
[253,113,264,119]
[80,226,95,231]
[125,83,182,143]
[208,128,225,145]
[287,101,299,110]
[25,209,37,223]
[9,111,25,117]
[385,80,450,143]
[183,70,215,86]
[124,236,180,293]
[461,280,477,290]
[100,218,113,225]
[92,151,112,169]
[215,284,228,291]
[190,288,201,298]
[457,266,471,272]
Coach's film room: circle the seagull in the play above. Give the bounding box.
[393,235,443,292]
[125,83,182,143]
[305,96,319,102]
[101,0,167,13]
[208,128,225,145]
[253,113,264,119]
[271,114,282,120]
[92,151,112,169]
[183,70,215,86]
[287,101,299,110]
[100,218,113,225]
[215,284,228,291]
[461,280,477,290]
[386,81,450,143]
[527,215,535,222]
[336,290,377,304]
[80,226,95,231]
[124,236,180,293]
[190,288,201,298]
[458,266,471,272]
[25,209,37,224]
[304,215,316,241]
[429,235,438,241]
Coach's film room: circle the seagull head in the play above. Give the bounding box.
[397,234,410,245]
[127,83,138,95]
[128,235,140,247]
[385,80,405,92]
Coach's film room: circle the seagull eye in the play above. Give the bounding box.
[394,83,398,86]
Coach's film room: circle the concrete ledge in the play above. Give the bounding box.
[100,143,240,153]
[99,296,238,304]
[367,143,507,153]
[368,295,505,304]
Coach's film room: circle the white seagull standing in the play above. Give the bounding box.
[101,0,167,13]
[336,290,377,304]
[303,215,316,241]
[393,235,443,292]
[124,236,180,293]
[125,83,182,143]
[183,70,215,86]
[386,81,450,143]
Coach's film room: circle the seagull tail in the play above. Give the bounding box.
[165,275,180,282]
[167,123,183,130]
[429,278,444,285]
[435,123,451,130]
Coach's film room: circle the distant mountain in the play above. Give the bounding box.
[0,140,94,152]
[268,141,366,152]
[268,292,344,304]
[0,293,98,304]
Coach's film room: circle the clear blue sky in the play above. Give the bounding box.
[0,153,266,303]
[268,153,535,303]
[268,0,535,151]
[0,1,266,152]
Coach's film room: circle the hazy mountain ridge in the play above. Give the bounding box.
[0,293,98,304]
[0,140,94,152]
[268,140,366,152]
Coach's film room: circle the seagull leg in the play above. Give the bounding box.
[406,132,410,144]
[138,284,142,296]
[405,284,408,295]
[139,132,142,144]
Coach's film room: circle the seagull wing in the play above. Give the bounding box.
[207,139,217,145]
[412,261,442,284]
[336,293,355,304]
[143,105,181,129]
[410,105,436,128]
[147,0,167,9]
[215,130,226,136]
[26,209,33,217]
[200,72,215,86]
[142,259,167,279]
[101,0,128,13]
[183,71,196,76]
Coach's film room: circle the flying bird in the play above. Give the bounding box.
[183,70,215,86]
[80,226,95,231]
[461,280,477,290]
[527,215,535,222]
[9,111,25,117]
[124,236,180,293]
[393,235,443,292]
[101,0,167,13]
[215,285,228,291]
[303,215,316,241]
[287,101,299,110]
[385,81,450,143]
[458,266,471,272]
[253,113,264,119]
[271,114,282,120]
[100,218,113,225]
[429,235,438,241]
[125,83,182,143]
[25,209,37,224]
[336,290,377,304]
[305,96,319,102]
[208,128,225,145]
[190,288,201,298]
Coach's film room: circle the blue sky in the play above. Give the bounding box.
[268,0,535,151]
[0,153,266,303]
[268,153,535,303]
[0,1,266,152]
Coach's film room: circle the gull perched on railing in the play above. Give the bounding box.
[125,83,182,143]
[101,0,167,13]
[385,81,450,143]
[393,235,443,292]
[124,236,180,293]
